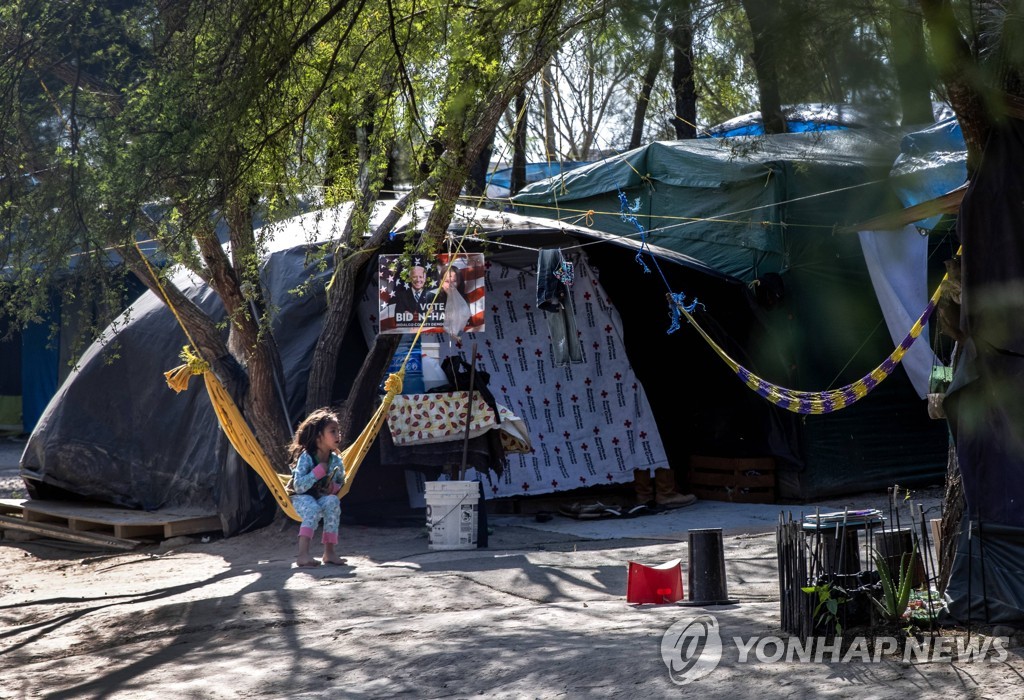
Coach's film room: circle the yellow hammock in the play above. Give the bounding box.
[164,349,403,522]
[138,241,411,523]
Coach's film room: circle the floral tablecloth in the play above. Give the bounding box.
[387,392,531,454]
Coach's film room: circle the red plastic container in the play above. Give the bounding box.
[626,559,684,604]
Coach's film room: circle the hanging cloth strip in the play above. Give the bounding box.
[138,242,413,521]
[669,245,963,414]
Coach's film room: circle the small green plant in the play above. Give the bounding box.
[802,581,845,635]
[902,588,946,625]
[870,544,917,627]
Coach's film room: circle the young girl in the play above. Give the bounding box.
[288,408,348,567]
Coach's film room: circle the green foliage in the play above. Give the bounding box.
[0,0,940,434]
[801,581,844,635]
[870,543,918,627]
[0,0,606,435]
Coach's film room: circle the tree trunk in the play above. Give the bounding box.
[629,17,668,149]
[336,333,401,444]
[465,130,495,198]
[741,0,787,134]
[423,171,466,244]
[937,439,964,593]
[918,0,991,170]
[891,0,935,126]
[304,185,430,415]
[668,0,697,139]
[542,63,558,160]
[511,90,529,195]
[304,247,374,414]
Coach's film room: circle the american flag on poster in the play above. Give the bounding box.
[378,253,486,335]
[439,252,486,330]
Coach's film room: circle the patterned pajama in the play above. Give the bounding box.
[290,450,346,544]
[293,493,341,544]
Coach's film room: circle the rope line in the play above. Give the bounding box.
[605,191,960,413]
[456,195,953,413]
[667,246,961,413]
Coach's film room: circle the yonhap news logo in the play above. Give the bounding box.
[661,615,723,684]
[661,614,1010,685]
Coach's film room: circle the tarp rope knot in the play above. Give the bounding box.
[164,346,211,393]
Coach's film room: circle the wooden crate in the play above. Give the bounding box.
[686,455,776,504]
[0,498,223,548]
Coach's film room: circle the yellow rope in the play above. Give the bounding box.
[673,245,963,414]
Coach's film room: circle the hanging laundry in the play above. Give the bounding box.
[536,248,584,366]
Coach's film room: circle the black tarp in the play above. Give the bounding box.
[944,119,1024,624]
[21,220,340,535]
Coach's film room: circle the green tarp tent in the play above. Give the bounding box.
[512,130,949,500]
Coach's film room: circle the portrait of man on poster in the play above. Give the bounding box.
[378,253,486,335]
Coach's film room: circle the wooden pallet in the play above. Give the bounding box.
[0,498,222,548]
[686,455,776,504]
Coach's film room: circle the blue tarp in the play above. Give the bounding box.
[487,161,590,190]
[21,304,59,434]
[707,122,848,138]
[702,103,880,138]
[889,117,967,228]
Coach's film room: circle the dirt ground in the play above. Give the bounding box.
[2,444,1022,699]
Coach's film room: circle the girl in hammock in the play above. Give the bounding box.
[288,408,348,567]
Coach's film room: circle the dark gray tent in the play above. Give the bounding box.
[19,223,336,534]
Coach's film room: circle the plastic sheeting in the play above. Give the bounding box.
[946,521,1024,626]
[21,305,60,434]
[702,103,880,137]
[857,225,937,398]
[890,117,968,229]
[513,130,901,282]
[486,161,590,190]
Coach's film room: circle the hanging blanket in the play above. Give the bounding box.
[387,392,532,454]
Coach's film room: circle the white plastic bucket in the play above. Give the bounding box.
[424,481,479,550]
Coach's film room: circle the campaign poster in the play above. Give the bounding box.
[378,253,486,335]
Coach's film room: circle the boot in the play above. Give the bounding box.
[633,468,654,506]
[654,468,697,509]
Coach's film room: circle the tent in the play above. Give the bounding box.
[701,102,885,138]
[20,204,698,533]
[801,115,1024,625]
[511,129,950,500]
[485,161,591,199]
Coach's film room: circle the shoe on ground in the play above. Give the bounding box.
[655,492,697,509]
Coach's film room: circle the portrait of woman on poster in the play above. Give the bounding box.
[434,265,472,337]
[428,266,462,307]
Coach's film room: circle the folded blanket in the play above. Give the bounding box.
[387,392,531,454]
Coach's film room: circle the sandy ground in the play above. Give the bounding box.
[2,445,1022,699]
[0,437,27,501]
